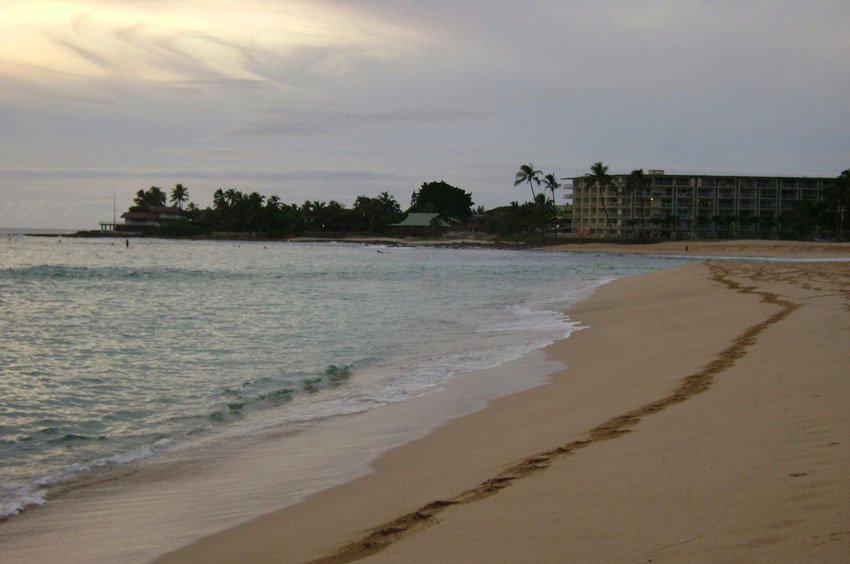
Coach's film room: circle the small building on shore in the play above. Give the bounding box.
[118,207,182,231]
[388,213,455,237]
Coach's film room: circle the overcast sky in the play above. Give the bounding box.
[1,0,848,228]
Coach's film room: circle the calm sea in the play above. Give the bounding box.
[0,236,685,519]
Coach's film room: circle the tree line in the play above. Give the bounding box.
[129,181,477,237]
[127,164,848,240]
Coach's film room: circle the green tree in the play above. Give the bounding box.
[824,168,850,239]
[410,181,473,218]
[354,192,402,233]
[514,163,542,201]
[542,173,561,205]
[625,169,651,238]
[212,188,227,212]
[133,186,167,210]
[583,162,614,236]
[170,183,189,209]
[787,200,827,239]
[488,199,550,237]
[245,192,265,232]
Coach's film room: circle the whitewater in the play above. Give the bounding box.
[0,235,684,561]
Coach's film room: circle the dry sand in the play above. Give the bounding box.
[159,251,850,563]
[546,238,850,258]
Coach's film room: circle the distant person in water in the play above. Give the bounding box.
[125,239,129,248]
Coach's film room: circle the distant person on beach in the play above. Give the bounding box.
[125,239,129,248]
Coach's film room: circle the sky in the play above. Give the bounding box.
[1,0,848,228]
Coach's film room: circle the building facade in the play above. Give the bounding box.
[569,171,833,239]
[119,206,183,231]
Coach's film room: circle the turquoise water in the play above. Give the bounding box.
[0,236,685,517]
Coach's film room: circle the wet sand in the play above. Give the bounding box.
[159,249,850,562]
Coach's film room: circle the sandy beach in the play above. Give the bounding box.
[156,245,850,564]
[546,239,850,258]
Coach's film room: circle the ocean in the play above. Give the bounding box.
[0,235,686,561]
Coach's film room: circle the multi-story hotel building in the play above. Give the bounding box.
[569,171,832,238]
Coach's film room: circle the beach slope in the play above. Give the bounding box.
[160,260,850,563]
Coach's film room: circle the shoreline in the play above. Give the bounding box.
[39,230,850,258]
[158,257,849,563]
[0,244,611,563]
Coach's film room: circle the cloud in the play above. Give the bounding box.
[0,0,422,86]
[231,108,487,136]
[48,34,115,72]
[0,165,408,185]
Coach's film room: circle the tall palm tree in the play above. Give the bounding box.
[625,169,651,238]
[170,183,189,210]
[515,163,542,201]
[824,168,850,239]
[212,188,226,211]
[584,162,614,236]
[224,188,241,207]
[542,173,561,205]
[133,186,167,209]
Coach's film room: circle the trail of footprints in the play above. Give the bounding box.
[309,263,850,564]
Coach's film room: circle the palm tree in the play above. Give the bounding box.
[583,162,614,236]
[515,163,542,201]
[170,183,189,210]
[224,188,241,207]
[625,169,651,238]
[133,186,167,209]
[213,189,227,211]
[245,192,265,232]
[542,173,561,205]
[824,168,850,239]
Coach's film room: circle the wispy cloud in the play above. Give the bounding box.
[232,108,488,136]
[0,0,420,85]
